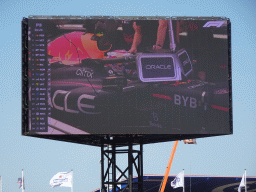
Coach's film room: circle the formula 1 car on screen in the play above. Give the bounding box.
[46,20,230,135]
[48,52,230,135]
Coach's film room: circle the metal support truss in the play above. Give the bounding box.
[101,143,143,192]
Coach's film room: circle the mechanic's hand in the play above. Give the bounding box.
[128,47,137,54]
[153,45,162,50]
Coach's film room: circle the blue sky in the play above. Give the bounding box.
[0,0,255,191]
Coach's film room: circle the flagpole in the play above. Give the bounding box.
[1,176,2,192]
[245,169,247,192]
[22,169,24,192]
[189,145,191,192]
[71,170,73,192]
[183,169,185,192]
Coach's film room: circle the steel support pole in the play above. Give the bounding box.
[101,141,143,192]
[112,144,116,192]
[128,143,133,192]
[101,143,104,192]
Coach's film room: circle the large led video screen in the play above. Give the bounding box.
[23,16,232,137]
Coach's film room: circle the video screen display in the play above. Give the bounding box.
[24,17,231,136]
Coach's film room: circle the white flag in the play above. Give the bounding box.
[108,172,122,191]
[171,171,184,189]
[50,171,72,188]
[238,173,246,192]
